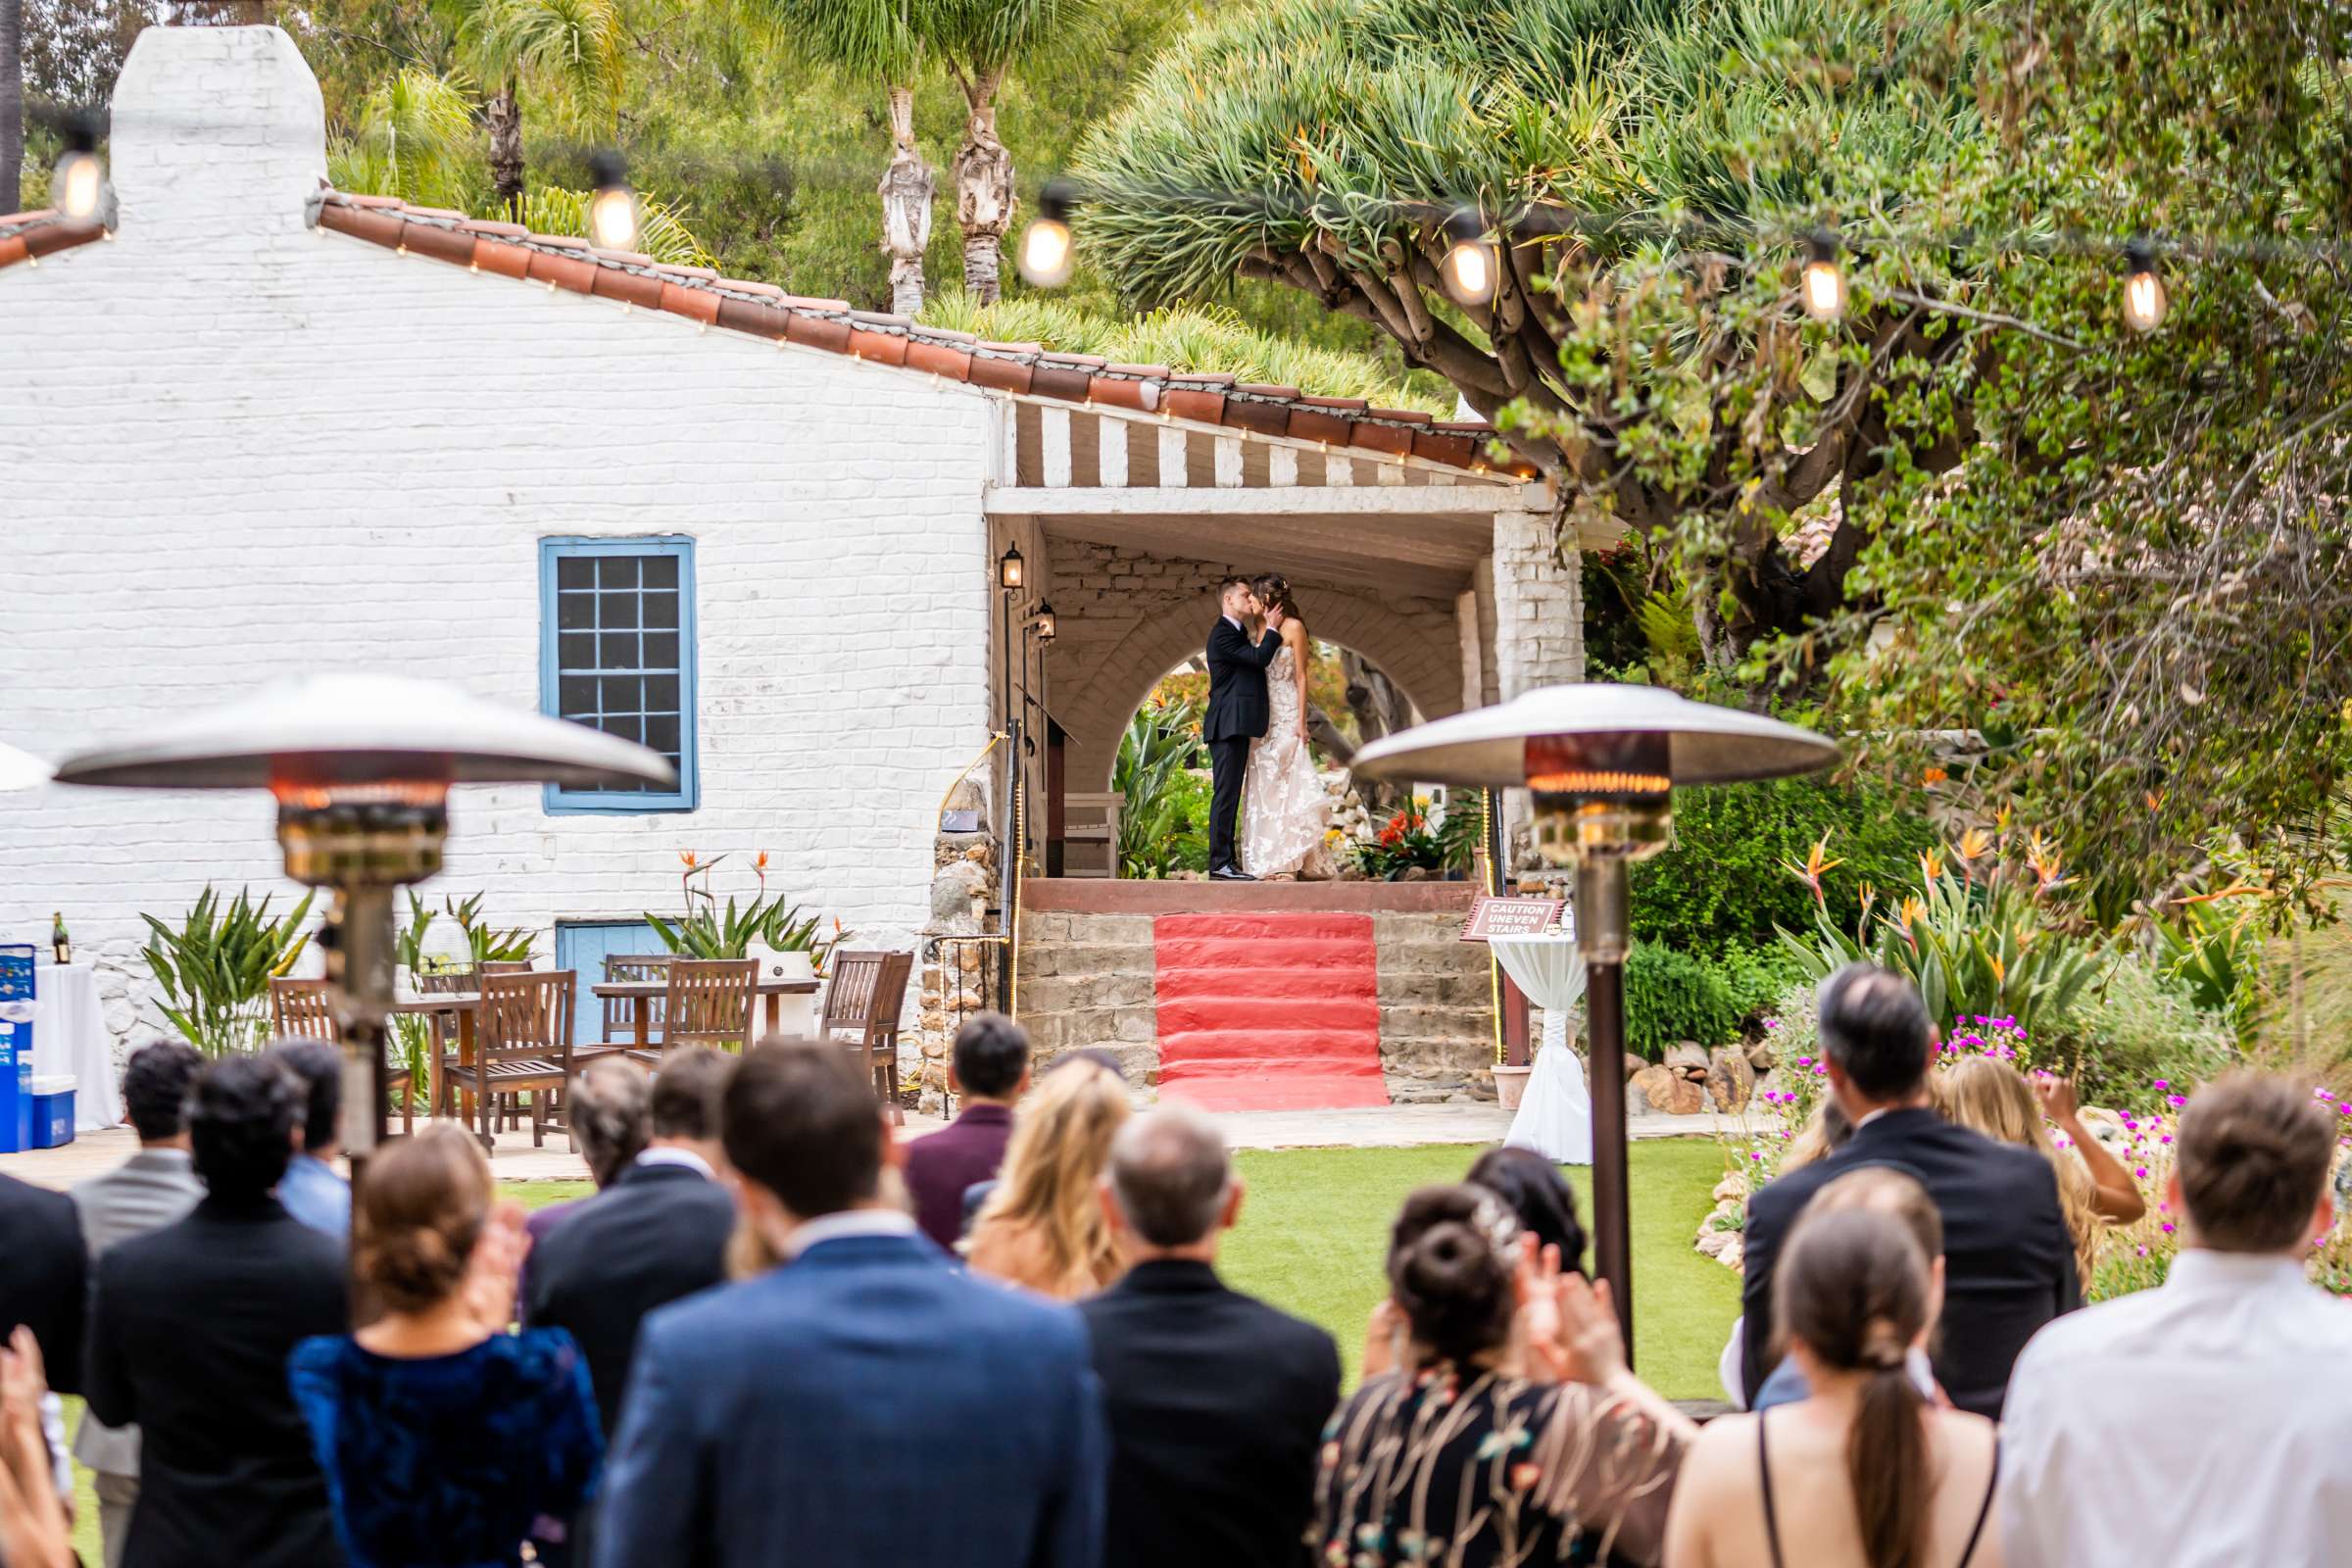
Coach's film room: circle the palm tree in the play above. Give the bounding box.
[930,0,1090,305]
[2,0,23,214]
[439,0,629,210]
[766,0,932,315]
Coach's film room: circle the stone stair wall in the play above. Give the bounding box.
[1015,906,1498,1102]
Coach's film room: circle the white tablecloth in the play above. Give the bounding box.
[34,965,122,1132]
[1491,932,1592,1165]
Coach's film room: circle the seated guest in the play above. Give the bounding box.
[71,1040,207,1568]
[595,1043,1105,1568]
[523,1055,652,1271]
[1079,1107,1339,1568]
[1663,1204,2000,1568]
[1740,963,2076,1418]
[1935,1056,2144,1287]
[269,1039,352,1240]
[2000,1073,2352,1567]
[1313,1185,1693,1567]
[1748,1166,1946,1410]
[905,1011,1031,1250]
[524,1046,735,1436]
[85,1054,349,1568]
[0,1325,74,1568]
[291,1127,602,1568]
[1467,1146,1588,1273]
[966,1056,1129,1298]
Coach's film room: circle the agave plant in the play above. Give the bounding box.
[1776,835,2106,1036]
[442,891,538,964]
[648,852,847,967]
[1113,698,1208,879]
[141,887,317,1057]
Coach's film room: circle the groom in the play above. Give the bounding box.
[1203,577,1287,882]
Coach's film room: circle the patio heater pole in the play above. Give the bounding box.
[1350,685,1838,1359]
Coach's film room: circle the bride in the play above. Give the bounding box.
[1239,574,1336,879]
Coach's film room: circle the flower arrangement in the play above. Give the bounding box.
[647,851,847,967]
[1350,793,1481,880]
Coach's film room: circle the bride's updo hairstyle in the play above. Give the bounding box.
[353,1124,493,1314]
[1386,1184,1520,1366]
[1250,573,1300,624]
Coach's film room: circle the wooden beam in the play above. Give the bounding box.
[986,485,1539,519]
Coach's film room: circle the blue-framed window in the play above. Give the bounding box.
[540,536,699,812]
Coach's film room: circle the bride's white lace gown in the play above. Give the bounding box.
[1240,642,1335,876]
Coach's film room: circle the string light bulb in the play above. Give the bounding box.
[2123,240,2167,332]
[587,152,640,253]
[1800,230,1846,322]
[52,114,111,225]
[1441,209,1497,307]
[1017,180,1077,288]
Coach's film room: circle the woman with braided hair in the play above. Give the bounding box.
[1663,1203,2004,1568]
[1312,1185,1693,1567]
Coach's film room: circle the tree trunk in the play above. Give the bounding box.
[486,82,524,210]
[1,0,23,217]
[878,84,934,318]
[952,70,1012,304]
[1342,651,1410,817]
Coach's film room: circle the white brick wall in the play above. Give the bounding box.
[1491,508,1586,698]
[0,27,996,1055]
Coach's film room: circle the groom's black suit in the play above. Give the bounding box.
[1203,614,1283,874]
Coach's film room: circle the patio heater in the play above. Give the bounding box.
[1354,684,1836,1353]
[50,675,672,1175]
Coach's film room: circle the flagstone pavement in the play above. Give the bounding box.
[0,1101,1738,1191]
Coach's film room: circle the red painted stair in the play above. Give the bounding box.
[1152,911,1391,1112]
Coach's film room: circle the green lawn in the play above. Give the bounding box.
[63,1140,1737,1563]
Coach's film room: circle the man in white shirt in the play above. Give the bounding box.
[2001,1072,2352,1568]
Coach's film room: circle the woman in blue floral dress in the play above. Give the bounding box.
[289,1126,603,1568]
[1312,1186,1694,1568]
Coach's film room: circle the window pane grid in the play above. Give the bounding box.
[544,541,693,806]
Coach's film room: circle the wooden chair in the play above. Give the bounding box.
[413,965,478,995]
[270,978,413,1134]
[1062,792,1124,878]
[600,954,675,1045]
[818,951,913,1123]
[653,959,758,1059]
[479,960,535,975]
[438,970,575,1149]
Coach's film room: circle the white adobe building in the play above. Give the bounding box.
[0,24,1592,1081]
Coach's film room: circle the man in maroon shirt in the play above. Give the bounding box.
[905,1011,1032,1250]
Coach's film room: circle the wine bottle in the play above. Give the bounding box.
[52,912,71,966]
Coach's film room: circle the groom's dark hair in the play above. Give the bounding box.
[1217,576,1250,596]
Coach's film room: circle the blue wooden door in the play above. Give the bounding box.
[554,920,669,1045]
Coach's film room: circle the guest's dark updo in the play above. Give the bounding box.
[1387,1185,1518,1367]
[1467,1147,1588,1277]
[353,1125,492,1315]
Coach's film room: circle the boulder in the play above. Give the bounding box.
[1694,1228,1738,1259]
[1711,1173,1748,1203]
[1708,1046,1757,1114]
[1649,1072,1707,1116]
[1629,1063,1678,1113]
[1625,1053,1646,1081]
[1721,1237,1744,1272]
[1664,1043,1710,1079]
[1746,1041,1777,1073]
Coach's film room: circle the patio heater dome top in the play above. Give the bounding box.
[50,672,676,792]
[0,740,53,793]
[1349,682,1838,789]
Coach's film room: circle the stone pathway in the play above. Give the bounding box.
[0,1102,1740,1191]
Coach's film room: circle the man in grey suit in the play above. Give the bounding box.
[71,1041,205,1568]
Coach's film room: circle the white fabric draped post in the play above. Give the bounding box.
[1490,932,1592,1165]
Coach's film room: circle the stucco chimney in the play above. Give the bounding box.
[109,25,326,243]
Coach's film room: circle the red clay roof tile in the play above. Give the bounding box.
[0,234,25,269]
[291,189,1512,475]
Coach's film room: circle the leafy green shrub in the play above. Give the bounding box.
[2047,955,2240,1112]
[1630,778,1936,952]
[1115,700,1210,879]
[1625,942,1740,1060]
[1712,942,1808,1033]
[142,887,316,1056]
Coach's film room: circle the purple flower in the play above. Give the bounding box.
[2168,1094,2186,1108]
[2154,1079,2170,1090]
[2135,1167,2149,1179]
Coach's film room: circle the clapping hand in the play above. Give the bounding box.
[1515,1236,1571,1382]
[2034,1073,2082,1123]
[0,1327,43,1430]
[462,1201,532,1332]
[1551,1273,1626,1386]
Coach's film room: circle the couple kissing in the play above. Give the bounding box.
[1203,574,1335,882]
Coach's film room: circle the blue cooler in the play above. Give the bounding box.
[28,1076,74,1150]
[0,945,32,1154]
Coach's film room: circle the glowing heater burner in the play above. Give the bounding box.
[1524,732,1675,865]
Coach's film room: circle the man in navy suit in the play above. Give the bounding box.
[595,1042,1107,1568]
[1740,963,2080,1419]
[1202,576,1288,880]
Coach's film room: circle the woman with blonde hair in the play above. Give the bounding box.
[1933,1055,2143,1286]
[965,1057,1130,1298]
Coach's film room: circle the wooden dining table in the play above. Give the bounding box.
[387,992,482,1124]
[590,977,821,1053]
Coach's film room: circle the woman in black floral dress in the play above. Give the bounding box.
[1312,1186,1693,1568]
